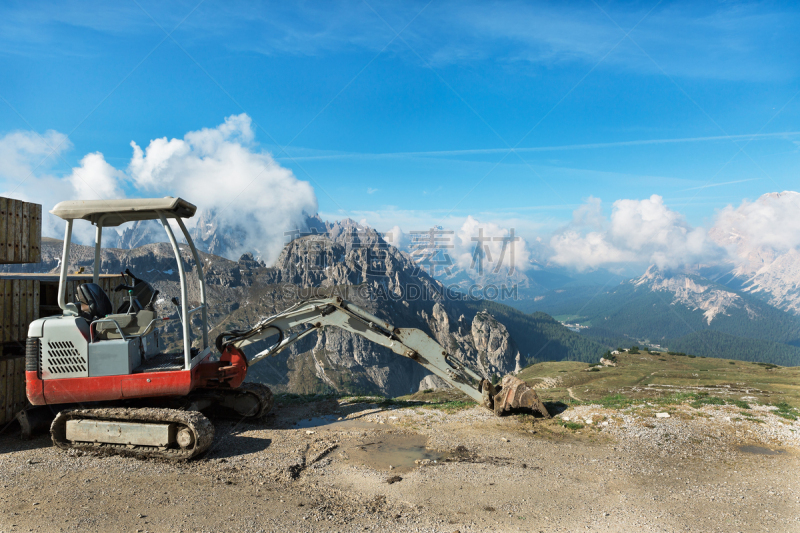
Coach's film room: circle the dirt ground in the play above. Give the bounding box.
[1,397,799,533]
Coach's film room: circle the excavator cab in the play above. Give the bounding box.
[26,197,214,405]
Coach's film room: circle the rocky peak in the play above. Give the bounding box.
[633,265,747,324]
[238,252,265,269]
[106,220,165,250]
[471,311,521,375]
[323,218,388,252]
[269,230,444,303]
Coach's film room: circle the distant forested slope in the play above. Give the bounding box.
[452,299,607,364]
[667,331,800,366]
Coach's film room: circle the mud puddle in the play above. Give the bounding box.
[345,433,447,472]
[737,445,786,456]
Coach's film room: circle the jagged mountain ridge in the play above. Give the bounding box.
[632,266,756,325]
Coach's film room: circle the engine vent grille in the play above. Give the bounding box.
[45,341,87,375]
[25,337,40,374]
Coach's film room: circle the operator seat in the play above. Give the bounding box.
[76,283,113,321]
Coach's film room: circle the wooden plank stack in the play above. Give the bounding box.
[0,197,42,264]
[0,196,42,426]
[0,350,25,426]
[0,277,39,344]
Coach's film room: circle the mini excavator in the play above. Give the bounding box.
[25,197,549,460]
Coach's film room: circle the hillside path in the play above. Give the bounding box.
[567,387,581,401]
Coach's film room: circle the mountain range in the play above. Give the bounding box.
[528,266,800,365]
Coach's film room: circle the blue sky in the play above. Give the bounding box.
[1,1,799,268]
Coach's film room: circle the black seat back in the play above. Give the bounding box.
[77,283,113,320]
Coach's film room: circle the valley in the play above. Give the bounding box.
[526,268,800,366]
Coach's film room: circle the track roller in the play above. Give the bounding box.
[51,407,214,460]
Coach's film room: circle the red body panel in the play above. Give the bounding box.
[27,347,250,406]
[26,371,44,405]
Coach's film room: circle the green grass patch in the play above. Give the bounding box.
[548,391,752,411]
[772,402,799,421]
[583,392,695,410]
[425,400,476,413]
[522,353,800,414]
[689,393,726,408]
[392,388,477,412]
[688,393,752,410]
[558,420,584,430]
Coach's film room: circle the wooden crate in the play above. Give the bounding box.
[0,352,26,426]
[0,197,42,264]
[0,277,39,344]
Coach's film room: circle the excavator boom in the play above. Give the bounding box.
[217,296,550,418]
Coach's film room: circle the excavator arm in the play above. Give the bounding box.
[216,296,549,417]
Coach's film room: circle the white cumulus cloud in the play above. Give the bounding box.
[550,195,723,271]
[0,114,318,264]
[127,113,317,262]
[712,191,800,252]
[452,216,533,274]
[69,152,125,200]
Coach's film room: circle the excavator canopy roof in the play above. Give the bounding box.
[50,197,196,226]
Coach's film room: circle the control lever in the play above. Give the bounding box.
[171,297,183,326]
[127,290,137,315]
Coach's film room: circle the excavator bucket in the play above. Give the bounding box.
[490,375,550,418]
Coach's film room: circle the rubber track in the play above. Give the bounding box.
[51,407,214,461]
[235,382,274,418]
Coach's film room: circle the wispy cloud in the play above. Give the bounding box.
[681,178,761,191]
[276,132,800,162]
[4,1,797,80]
[367,187,378,194]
